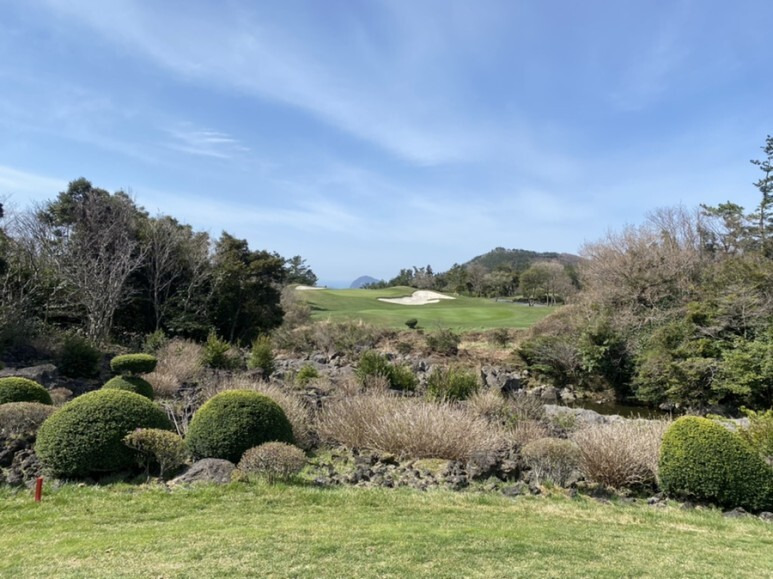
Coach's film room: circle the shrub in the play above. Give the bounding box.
[57,334,101,379]
[572,420,669,489]
[146,338,203,398]
[35,390,173,478]
[102,376,155,400]
[318,393,503,461]
[405,318,418,330]
[425,328,461,356]
[0,402,56,438]
[295,364,320,387]
[143,329,168,353]
[110,353,158,375]
[247,336,275,378]
[737,407,773,464]
[237,442,306,483]
[202,376,313,450]
[186,390,294,463]
[123,428,188,479]
[201,331,239,370]
[659,416,773,511]
[0,377,52,406]
[517,335,583,387]
[521,437,581,487]
[426,366,480,401]
[488,328,511,347]
[356,350,417,392]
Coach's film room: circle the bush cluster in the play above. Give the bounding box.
[0,402,56,438]
[102,376,155,400]
[123,428,188,479]
[356,351,417,392]
[201,331,240,370]
[35,389,172,478]
[110,353,158,375]
[0,377,52,406]
[426,366,480,401]
[237,442,306,483]
[186,390,294,463]
[658,416,773,511]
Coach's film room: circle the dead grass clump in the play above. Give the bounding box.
[317,393,503,461]
[521,437,581,486]
[571,419,671,489]
[146,338,204,398]
[204,376,313,450]
[505,420,551,449]
[467,388,509,422]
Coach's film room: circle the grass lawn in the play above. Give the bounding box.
[1,484,771,577]
[298,286,556,331]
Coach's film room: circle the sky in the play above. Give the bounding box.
[1,0,771,287]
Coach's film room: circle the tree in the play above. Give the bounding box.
[284,255,317,286]
[34,179,146,344]
[750,135,773,257]
[520,261,574,305]
[209,233,286,343]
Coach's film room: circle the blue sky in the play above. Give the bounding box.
[1,0,771,287]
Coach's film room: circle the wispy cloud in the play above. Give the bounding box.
[165,125,249,159]
[0,166,66,205]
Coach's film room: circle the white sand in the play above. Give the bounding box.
[378,290,456,306]
[295,285,325,291]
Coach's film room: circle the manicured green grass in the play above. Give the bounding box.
[299,286,555,330]
[1,484,771,577]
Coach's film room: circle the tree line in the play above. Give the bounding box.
[519,136,773,412]
[0,178,317,349]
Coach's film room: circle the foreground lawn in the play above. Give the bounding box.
[1,484,771,577]
[300,286,555,330]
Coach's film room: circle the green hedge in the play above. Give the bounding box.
[0,377,52,406]
[102,376,155,400]
[35,390,172,478]
[110,353,158,375]
[659,416,773,511]
[186,390,293,463]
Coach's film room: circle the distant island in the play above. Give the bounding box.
[350,275,379,288]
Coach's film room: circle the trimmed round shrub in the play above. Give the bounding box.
[123,428,188,479]
[0,377,52,406]
[102,376,155,400]
[238,442,306,483]
[35,389,172,478]
[659,416,773,511]
[111,353,158,375]
[0,402,56,438]
[186,390,294,463]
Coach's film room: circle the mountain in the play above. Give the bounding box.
[350,275,379,288]
[463,247,581,271]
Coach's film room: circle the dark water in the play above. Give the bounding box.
[569,399,673,419]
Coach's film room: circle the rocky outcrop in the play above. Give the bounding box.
[169,459,235,486]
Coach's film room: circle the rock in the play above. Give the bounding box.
[169,459,235,485]
[723,507,749,518]
[502,482,529,497]
[540,386,559,402]
[680,501,695,510]
[0,364,59,387]
[759,512,772,522]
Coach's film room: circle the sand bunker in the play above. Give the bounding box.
[295,285,324,291]
[378,290,456,306]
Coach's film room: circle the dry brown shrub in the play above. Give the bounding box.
[49,387,73,406]
[505,420,551,449]
[204,376,313,449]
[238,442,306,483]
[572,419,671,489]
[467,388,508,421]
[146,338,204,398]
[0,402,56,438]
[317,393,503,461]
[521,437,581,486]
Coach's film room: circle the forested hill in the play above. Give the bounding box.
[464,247,581,271]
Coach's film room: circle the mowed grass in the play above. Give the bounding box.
[299,286,555,330]
[1,484,771,578]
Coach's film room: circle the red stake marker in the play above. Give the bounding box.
[34,477,43,502]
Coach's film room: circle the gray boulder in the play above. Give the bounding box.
[169,458,235,486]
[0,364,59,387]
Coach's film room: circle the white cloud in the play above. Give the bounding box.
[165,125,250,159]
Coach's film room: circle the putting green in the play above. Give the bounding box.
[297,286,556,330]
